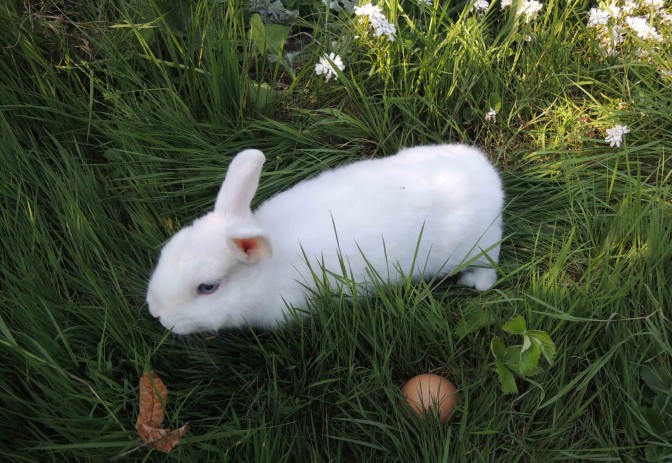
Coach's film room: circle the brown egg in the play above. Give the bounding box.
[401,373,458,423]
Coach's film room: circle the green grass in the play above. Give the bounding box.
[1,0,671,461]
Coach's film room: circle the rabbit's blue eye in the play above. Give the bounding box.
[197,281,219,295]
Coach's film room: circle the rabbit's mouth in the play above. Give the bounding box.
[165,319,204,335]
[149,311,195,335]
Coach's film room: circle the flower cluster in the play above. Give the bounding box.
[315,53,345,81]
[470,0,490,14]
[605,124,630,147]
[624,16,663,41]
[354,3,397,41]
[587,0,671,56]
[518,0,544,22]
[500,0,543,22]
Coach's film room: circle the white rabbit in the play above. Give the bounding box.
[147,144,504,334]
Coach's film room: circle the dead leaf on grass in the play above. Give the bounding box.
[135,372,188,453]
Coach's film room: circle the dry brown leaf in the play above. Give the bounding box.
[136,371,187,453]
[137,372,167,429]
[137,423,189,453]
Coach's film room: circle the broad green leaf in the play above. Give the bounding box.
[528,330,556,364]
[461,107,477,122]
[641,364,670,391]
[502,315,526,335]
[488,93,502,112]
[521,334,532,353]
[638,406,667,435]
[249,14,289,57]
[645,445,668,462]
[249,14,266,56]
[455,310,498,337]
[495,359,518,394]
[522,365,545,377]
[654,393,672,417]
[490,336,506,358]
[263,24,290,55]
[247,82,274,111]
[519,343,542,376]
[503,345,521,371]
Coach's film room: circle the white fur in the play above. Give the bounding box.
[146,144,504,334]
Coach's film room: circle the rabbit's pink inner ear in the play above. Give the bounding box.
[231,236,272,262]
[235,238,257,256]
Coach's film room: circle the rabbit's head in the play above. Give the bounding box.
[146,149,272,334]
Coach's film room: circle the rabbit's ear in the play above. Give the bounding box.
[215,149,266,219]
[226,224,272,263]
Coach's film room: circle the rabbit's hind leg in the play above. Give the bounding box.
[457,267,497,291]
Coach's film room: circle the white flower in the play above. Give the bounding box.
[635,47,650,59]
[502,0,542,21]
[604,2,621,18]
[660,12,672,25]
[598,24,625,55]
[354,3,396,41]
[373,20,397,40]
[661,69,672,79]
[354,2,378,16]
[470,0,490,13]
[519,0,543,22]
[625,16,662,42]
[621,0,637,15]
[588,7,610,28]
[605,124,630,147]
[315,53,345,81]
[613,24,626,39]
[485,108,497,122]
[608,24,626,46]
[418,0,434,6]
[601,44,617,56]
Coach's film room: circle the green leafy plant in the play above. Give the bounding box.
[249,13,290,59]
[490,315,556,394]
[638,362,672,460]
